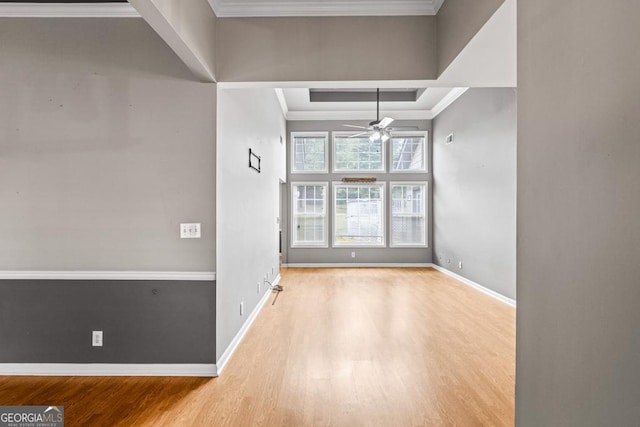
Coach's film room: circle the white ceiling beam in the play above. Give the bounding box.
[129,0,216,83]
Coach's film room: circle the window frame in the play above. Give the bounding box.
[290,182,329,248]
[290,131,329,174]
[389,181,429,248]
[390,131,429,173]
[332,181,386,248]
[332,131,386,173]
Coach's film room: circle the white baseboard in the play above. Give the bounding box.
[215,274,281,376]
[430,264,516,307]
[283,263,433,268]
[0,271,215,281]
[0,363,217,377]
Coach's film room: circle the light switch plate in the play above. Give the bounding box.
[180,223,201,238]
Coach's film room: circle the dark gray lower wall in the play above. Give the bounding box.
[0,280,215,364]
[433,88,517,300]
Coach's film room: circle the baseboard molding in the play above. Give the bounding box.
[430,264,516,307]
[215,274,281,376]
[0,271,215,281]
[283,263,433,268]
[0,363,216,377]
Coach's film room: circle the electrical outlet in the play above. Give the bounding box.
[92,331,103,347]
[459,261,463,269]
[240,301,244,316]
[180,223,201,239]
[351,251,356,258]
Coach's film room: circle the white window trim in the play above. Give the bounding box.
[291,182,329,248]
[332,131,386,173]
[390,131,429,173]
[332,181,386,248]
[290,131,329,174]
[389,181,429,248]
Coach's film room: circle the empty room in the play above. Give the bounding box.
[1,0,638,426]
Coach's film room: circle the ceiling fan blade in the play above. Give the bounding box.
[348,132,370,138]
[344,125,368,129]
[378,117,394,128]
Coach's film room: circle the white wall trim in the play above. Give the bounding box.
[274,88,289,119]
[287,110,432,121]
[283,263,433,268]
[0,363,216,377]
[430,264,516,307]
[215,274,280,376]
[210,0,441,17]
[0,271,216,281]
[430,87,469,118]
[0,3,140,18]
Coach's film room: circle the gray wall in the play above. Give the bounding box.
[216,88,286,361]
[0,18,216,272]
[0,280,215,363]
[517,1,640,425]
[432,88,516,300]
[216,16,436,82]
[0,19,217,364]
[436,0,505,76]
[285,120,432,265]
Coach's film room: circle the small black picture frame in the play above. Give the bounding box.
[249,148,261,173]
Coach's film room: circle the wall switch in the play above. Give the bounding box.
[446,133,454,145]
[459,261,463,269]
[240,301,244,316]
[92,331,103,347]
[180,223,201,239]
[351,251,356,258]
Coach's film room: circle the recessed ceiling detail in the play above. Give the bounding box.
[309,89,420,103]
[208,0,446,18]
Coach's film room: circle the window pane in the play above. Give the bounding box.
[292,135,327,172]
[292,183,327,247]
[334,136,384,172]
[392,136,426,171]
[334,184,385,246]
[391,183,426,246]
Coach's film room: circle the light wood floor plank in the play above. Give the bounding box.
[0,267,515,426]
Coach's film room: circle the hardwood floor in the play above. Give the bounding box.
[0,268,515,426]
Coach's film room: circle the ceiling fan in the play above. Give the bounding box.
[344,88,394,142]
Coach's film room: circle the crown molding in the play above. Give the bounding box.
[210,0,441,18]
[430,87,469,118]
[287,110,432,121]
[0,3,140,18]
[274,88,289,119]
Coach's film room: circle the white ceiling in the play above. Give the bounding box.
[208,0,446,18]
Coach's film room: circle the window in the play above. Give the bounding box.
[390,182,427,247]
[391,132,428,172]
[333,182,385,246]
[291,132,328,173]
[291,183,328,247]
[333,132,385,172]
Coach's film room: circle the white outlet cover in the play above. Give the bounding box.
[180,223,201,239]
[92,331,103,347]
